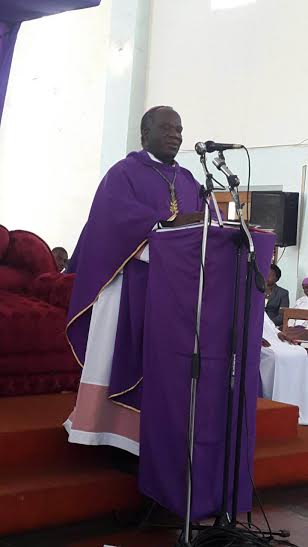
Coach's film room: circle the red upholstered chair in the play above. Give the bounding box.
[0,226,80,396]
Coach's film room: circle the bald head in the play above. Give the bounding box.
[52,247,68,272]
[141,106,183,164]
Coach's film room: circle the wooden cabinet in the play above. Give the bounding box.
[215,191,251,221]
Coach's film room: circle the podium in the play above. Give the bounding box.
[138,223,275,521]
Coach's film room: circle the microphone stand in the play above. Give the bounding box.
[212,151,278,526]
[180,152,224,546]
[181,153,288,545]
[211,151,255,528]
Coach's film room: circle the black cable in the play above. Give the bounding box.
[237,519,267,538]
[203,153,226,190]
[277,247,286,263]
[192,526,273,546]
[204,198,212,226]
[243,146,251,223]
[206,169,226,190]
[243,393,273,539]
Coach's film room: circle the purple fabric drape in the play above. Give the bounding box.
[0,21,20,123]
[0,1,101,24]
[139,225,275,519]
[0,0,101,121]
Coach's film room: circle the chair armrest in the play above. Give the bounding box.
[32,272,75,310]
[50,273,76,310]
[282,307,308,332]
[32,272,63,302]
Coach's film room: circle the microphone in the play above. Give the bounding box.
[195,140,244,154]
[195,142,207,155]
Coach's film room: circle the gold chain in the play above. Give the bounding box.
[152,167,179,215]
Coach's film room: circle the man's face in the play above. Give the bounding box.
[143,109,183,163]
[267,268,277,287]
[303,283,308,296]
[53,250,68,272]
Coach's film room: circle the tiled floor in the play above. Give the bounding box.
[2,485,308,547]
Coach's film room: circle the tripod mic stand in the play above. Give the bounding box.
[212,152,266,522]
[194,151,292,545]
[180,152,288,546]
[179,152,292,547]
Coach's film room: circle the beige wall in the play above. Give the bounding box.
[0,2,111,254]
[146,0,308,150]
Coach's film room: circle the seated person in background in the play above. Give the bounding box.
[291,277,308,328]
[260,312,308,425]
[52,247,68,273]
[265,264,289,327]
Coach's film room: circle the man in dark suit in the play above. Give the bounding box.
[265,264,289,327]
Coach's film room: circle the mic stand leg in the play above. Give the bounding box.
[180,153,225,546]
[181,201,210,547]
[214,238,242,529]
[211,191,224,228]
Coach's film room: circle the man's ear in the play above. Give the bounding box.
[142,127,150,144]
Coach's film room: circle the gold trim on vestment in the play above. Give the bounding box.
[111,399,141,413]
[108,376,143,400]
[66,238,148,369]
[66,211,177,382]
[66,337,84,368]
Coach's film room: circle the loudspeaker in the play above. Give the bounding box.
[250,191,299,247]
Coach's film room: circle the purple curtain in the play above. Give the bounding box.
[0,21,20,123]
[0,1,101,24]
[0,0,101,122]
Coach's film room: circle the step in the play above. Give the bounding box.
[0,392,76,433]
[0,395,299,470]
[254,426,308,488]
[0,465,142,536]
[0,393,304,535]
[255,398,299,441]
[0,392,101,468]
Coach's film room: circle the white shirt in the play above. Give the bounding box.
[147,151,175,167]
[292,295,308,327]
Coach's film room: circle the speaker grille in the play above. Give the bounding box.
[250,191,298,247]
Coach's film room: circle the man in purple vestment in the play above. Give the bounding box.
[64,106,209,454]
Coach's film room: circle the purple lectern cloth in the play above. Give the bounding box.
[138,225,275,520]
[67,150,203,368]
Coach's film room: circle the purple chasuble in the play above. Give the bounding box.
[67,150,203,382]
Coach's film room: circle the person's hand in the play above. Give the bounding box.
[278,332,299,345]
[262,338,271,348]
[161,212,204,227]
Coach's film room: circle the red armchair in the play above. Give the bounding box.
[0,225,80,396]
